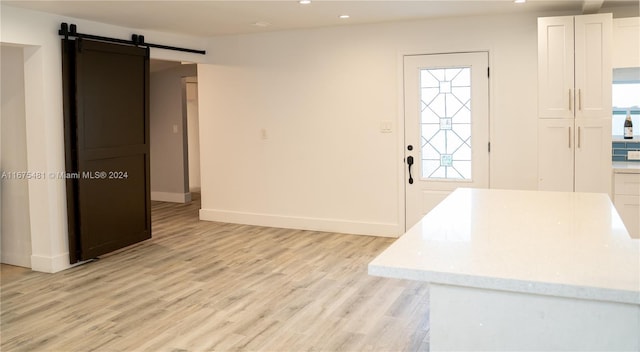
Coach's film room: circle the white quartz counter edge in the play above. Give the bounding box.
[368,263,640,305]
[368,188,640,306]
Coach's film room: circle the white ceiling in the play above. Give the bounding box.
[3,0,638,37]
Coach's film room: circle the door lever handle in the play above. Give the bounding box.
[407,156,414,184]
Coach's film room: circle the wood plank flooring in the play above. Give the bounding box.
[1,196,430,351]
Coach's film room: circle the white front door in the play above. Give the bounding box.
[404,52,490,230]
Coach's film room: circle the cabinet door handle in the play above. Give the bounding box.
[569,89,572,111]
[568,126,571,148]
[577,126,581,148]
[578,89,582,111]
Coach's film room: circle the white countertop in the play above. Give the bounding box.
[613,161,640,174]
[613,135,640,143]
[369,188,640,305]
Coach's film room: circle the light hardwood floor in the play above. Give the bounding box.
[1,196,430,351]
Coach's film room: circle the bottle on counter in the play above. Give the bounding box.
[624,111,633,139]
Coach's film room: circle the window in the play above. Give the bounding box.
[612,68,640,137]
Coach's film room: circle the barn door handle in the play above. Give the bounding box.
[407,156,414,184]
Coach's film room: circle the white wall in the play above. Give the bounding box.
[1,45,32,268]
[0,4,209,272]
[198,12,556,237]
[150,64,197,203]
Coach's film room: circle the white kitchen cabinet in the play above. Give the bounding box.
[538,14,612,119]
[612,17,640,69]
[613,172,640,238]
[538,16,574,119]
[574,119,612,193]
[538,119,574,191]
[538,118,611,194]
[537,14,612,194]
[574,15,613,119]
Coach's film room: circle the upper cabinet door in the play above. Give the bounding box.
[612,17,640,69]
[538,16,575,119]
[574,14,612,119]
[538,14,612,120]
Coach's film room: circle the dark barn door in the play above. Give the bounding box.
[63,38,151,263]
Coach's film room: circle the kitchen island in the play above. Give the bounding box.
[369,188,640,351]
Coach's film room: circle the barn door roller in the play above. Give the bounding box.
[58,22,206,55]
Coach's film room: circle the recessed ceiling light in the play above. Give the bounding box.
[514,0,526,3]
[339,15,350,19]
[299,0,311,4]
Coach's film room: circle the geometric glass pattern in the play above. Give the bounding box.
[420,67,472,180]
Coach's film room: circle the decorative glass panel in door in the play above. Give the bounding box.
[420,67,472,180]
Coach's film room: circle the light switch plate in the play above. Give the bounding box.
[628,150,640,160]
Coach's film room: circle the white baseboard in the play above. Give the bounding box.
[199,208,400,238]
[151,191,191,203]
[31,253,72,273]
[1,252,31,269]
